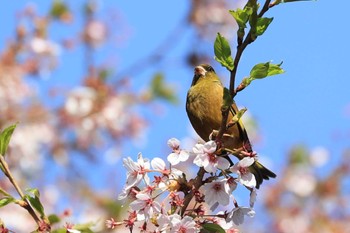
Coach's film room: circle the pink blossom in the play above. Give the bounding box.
[167,138,189,165]
[203,179,230,208]
[129,193,161,220]
[193,141,230,173]
[230,157,256,188]
[170,215,199,233]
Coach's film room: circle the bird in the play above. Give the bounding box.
[186,64,276,188]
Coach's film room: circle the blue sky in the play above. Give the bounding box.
[1,0,349,210]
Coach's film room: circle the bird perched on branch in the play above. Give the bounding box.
[186,64,276,188]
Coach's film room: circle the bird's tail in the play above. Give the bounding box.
[249,161,276,189]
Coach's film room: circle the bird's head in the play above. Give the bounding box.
[191,64,216,86]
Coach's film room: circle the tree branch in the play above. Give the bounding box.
[216,0,272,142]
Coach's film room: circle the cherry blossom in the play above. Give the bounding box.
[123,153,150,190]
[193,141,230,173]
[230,157,256,188]
[202,179,230,208]
[167,138,190,165]
[170,215,199,233]
[129,193,162,221]
[226,207,255,226]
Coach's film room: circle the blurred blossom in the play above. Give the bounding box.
[0,206,36,232]
[84,20,107,47]
[310,146,329,167]
[28,37,61,76]
[189,0,245,40]
[65,87,96,117]
[0,65,32,108]
[29,37,61,57]
[285,166,317,197]
[279,213,310,233]
[10,123,54,173]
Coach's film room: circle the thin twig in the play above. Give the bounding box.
[0,155,41,225]
[0,187,12,197]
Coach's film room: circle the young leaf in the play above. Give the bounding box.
[230,108,247,126]
[214,33,234,71]
[0,124,17,156]
[229,7,253,43]
[256,17,274,36]
[229,9,249,28]
[48,214,61,225]
[25,188,46,218]
[0,196,15,208]
[247,1,258,40]
[250,61,284,79]
[201,223,226,233]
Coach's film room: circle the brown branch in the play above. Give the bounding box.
[180,167,205,217]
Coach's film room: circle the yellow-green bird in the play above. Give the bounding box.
[186,64,276,188]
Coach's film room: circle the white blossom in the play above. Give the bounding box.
[170,215,199,233]
[227,207,255,225]
[167,138,190,165]
[203,179,230,209]
[230,157,256,188]
[193,141,229,173]
[129,193,161,221]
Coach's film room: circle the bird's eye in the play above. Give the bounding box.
[206,65,215,73]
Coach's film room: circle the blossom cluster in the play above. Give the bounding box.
[110,138,258,232]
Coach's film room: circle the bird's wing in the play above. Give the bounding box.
[229,103,253,152]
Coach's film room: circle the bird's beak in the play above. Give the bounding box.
[194,66,206,77]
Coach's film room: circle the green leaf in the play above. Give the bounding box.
[250,61,284,79]
[51,229,66,233]
[74,222,96,233]
[230,108,247,125]
[247,0,258,40]
[0,196,15,208]
[50,0,69,19]
[48,214,61,225]
[214,33,234,71]
[229,9,250,28]
[25,188,45,218]
[0,124,17,156]
[26,188,41,198]
[150,73,178,104]
[256,17,273,36]
[229,8,253,43]
[202,223,226,233]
